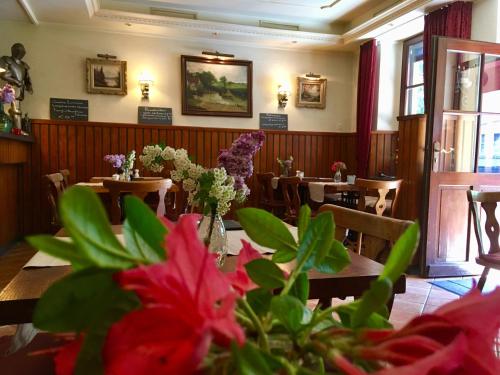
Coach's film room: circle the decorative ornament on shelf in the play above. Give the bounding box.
[0,84,15,133]
[277,155,293,177]
[331,160,346,182]
[26,186,500,375]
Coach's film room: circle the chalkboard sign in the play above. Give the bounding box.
[259,113,288,130]
[50,98,88,121]
[138,106,172,125]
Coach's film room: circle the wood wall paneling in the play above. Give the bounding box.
[26,120,396,234]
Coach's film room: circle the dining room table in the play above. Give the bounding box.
[0,224,406,325]
[75,176,180,194]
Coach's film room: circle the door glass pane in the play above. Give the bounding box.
[478,115,500,173]
[405,86,424,115]
[440,114,477,172]
[481,55,500,113]
[408,42,424,86]
[444,51,481,111]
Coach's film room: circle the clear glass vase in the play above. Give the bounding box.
[197,212,227,267]
[334,170,342,183]
[0,108,12,133]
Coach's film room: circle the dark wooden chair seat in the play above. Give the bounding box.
[43,172,67,233]
[256,173,285,216]
[467,190,500,290]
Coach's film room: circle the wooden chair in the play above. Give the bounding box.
[467,190,500,291]
[319,204,413,259]
[355,178,403,218]
[102,179,171,224]
[256,172,284,215]
[281,176,301,224]
[43,173,66,232]
[59,169,70,189]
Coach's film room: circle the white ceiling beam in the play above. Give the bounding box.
[84,0,101,18]
[16,0,39,25]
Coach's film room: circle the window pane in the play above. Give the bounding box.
[405,85,424,115]
[478,115,500,173]
[440,114,477,172]
[443,51,481,112]
[408,42,424,86]
[481,55,500,113]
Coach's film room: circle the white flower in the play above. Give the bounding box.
[161,146,175,161]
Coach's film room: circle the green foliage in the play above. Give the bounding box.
[270,295,309,334]
[245,259,286,290]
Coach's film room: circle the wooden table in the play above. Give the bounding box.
[76,177,180,194]
[0,226,405,325]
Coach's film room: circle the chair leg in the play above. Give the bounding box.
[477,267,489,291]
[386,294,395,314]
[317,297,331,308]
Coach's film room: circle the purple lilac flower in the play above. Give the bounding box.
[104,154,125,169]
[0,84,15,104]
[218,130,265,196]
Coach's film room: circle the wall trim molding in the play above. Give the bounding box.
[16,0,39,25]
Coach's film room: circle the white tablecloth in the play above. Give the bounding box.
[75,182,104,187]
[308,182,348,203]
[271,177,280,190]
[23,228,298,267]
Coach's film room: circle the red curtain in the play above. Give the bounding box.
[423,1,472,111]
[356,39,378,178]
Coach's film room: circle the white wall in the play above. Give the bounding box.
[472,0,500,43]
[0,21,356,132]
[376,41,402,131]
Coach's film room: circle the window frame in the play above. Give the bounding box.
[399,33,424,116]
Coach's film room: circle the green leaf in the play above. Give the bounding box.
[297,205,311,242]
[335,301,391,329]
[59,186,136,269]
[270,295,306,334]
[123,220,164,264]
[237,208,297,254]
[297,212,334,272]
[271,249,296,263]
[313,240,350,274]
[246,288,272,316]
[26,235,91,269]
[245,259,285,290]
[123,196,167,262]
[289,272,309,304]
[34,268,139,333]
[380,222,420,283]
[232,342,275,375]
[352,277,392,328]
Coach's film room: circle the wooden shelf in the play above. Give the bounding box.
[0,132,34,143]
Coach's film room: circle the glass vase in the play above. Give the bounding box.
[120,168,131,181]
[197,212,227,267]
[0,108,12,133]
[280,166,289,177]
[334,170,342,183]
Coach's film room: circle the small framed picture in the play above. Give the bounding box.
[86,58,127,95]
[296,77,327,109]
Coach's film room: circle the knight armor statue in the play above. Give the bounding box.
[0,43,33,101]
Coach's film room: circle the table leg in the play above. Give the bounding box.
[386,294,395,314]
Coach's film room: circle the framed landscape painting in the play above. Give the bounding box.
[296,77,327,109]
[181,55,252,117]
[86,58,127,95]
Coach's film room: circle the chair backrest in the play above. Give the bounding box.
[59,169,70,189]
[103,179,171,224]
[319,204,413,247]
[355,178,403,217]
[467,190,500,257]
[281,176,301,222]
[256,172,276,205]
[43,172,66,231]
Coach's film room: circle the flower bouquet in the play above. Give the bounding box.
[0,84,15,133]
[331,161,346,182]
[27,187,500,375]
[277,156,294,177]
[103,154,125,174]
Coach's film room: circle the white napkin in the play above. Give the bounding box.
[75,182,104,187]
[308,182,348,203]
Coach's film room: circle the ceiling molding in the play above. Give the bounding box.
[94,9,342,45]
[341,0,430,44]
[84,0,101,18]
[16,0,38,25]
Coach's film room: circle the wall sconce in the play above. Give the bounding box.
[305,72,321,79]
[139,71,154,100]
[0,67,5,74]
[277,83,291,108]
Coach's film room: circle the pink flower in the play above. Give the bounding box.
[54,336,83,375]
[103,215,244,375]
[345,288,500,375]
[331,161,346,172]
[225,240,262,295]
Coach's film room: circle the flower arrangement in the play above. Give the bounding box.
[277,156,294,176]
[331,161,347,173]
[27,187,500,375]
[103,154,125,170]
[0,84,15,104]
[123,150,135,173]
[139,131,265,216]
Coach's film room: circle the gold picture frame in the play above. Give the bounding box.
[86,58,127,95]
[296,77,327,109]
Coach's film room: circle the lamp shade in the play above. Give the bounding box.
[0,67,5,73]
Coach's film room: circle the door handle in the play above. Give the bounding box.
[433,141,440,172]
[441,147,454,154]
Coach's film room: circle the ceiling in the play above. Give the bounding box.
[0,0,454,50]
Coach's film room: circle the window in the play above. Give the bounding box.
[400,34,424,116]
